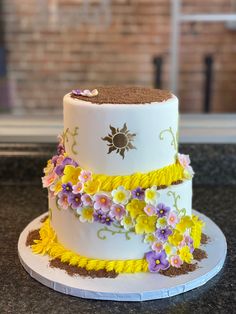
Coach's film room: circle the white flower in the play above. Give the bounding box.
[120,215,134,230]
[111,186,131,205]
[144,186,159,206]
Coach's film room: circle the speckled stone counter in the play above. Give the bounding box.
[0,143,235,313]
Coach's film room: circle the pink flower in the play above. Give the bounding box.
[81,194,93,206]
[94,194,111,212]
[72,182,84,194]
[110,204,126,220]
[167,211,179,227]
[151,241,163,252]
[79,170,92,183]
[57,192,69,210]
[170,255,183,268]
[56,155,65,166]
[178,153,191,168]
[144,204,156,216]
[42,172,58,188]
[178,153,194,178]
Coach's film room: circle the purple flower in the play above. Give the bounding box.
[51,155,59,166]
[68,193,82,209]
[145,250,170,272]
[156,203,170,218]
[72,89,83,96]
[62,182,73,195]
[93,210,106,224]
[155,227,172,242]
[103,214,114,225]
[131,187,145,200]
[71,89,98,97]
[55,157,78,176]
[93,210,114,225]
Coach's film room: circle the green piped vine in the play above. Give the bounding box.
[167,191,186,216]
[159,127,177,152]
[62,127,79,155]
[97,223,134,240]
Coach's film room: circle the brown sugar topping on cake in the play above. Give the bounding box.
[71,86,172,104]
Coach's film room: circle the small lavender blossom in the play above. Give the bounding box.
[62,182,73,195]
[131,187,145,200]
[145,250,170,272]
[93,210,106,224]
[156,203,171,218]
[68,193,82,209]
[103,213,114,225]
[155,227,172,242]
[51,155,59,166]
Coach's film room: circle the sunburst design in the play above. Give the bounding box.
[102,123,136,159]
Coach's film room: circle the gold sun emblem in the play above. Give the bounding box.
[102,123,136,159]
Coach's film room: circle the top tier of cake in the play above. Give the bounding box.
[63,87,179,176]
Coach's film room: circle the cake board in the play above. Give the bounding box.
[18,210,227,302]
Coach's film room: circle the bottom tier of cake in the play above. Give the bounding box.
[49,180,193,260]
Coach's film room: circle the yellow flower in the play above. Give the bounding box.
[144,233,156,244]
[44,159,54,175]
[78,207,94,223]
[84,179,101,195]
[32,219,56,255]
[126,199,146,219]
[164,243,176,256]
[50,179,62,195]
[175,216,193,234]
[135,214,157,234]
[178,245,193,264]
[168,229,183,246]
[191,215,205,249]
[156,217,167,228]
[61,165,81,185]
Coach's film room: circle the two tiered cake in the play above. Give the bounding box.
[30,87,205,277]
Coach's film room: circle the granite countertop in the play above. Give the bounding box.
[0,143,235,313]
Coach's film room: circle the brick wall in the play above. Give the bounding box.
[2,0,236,113]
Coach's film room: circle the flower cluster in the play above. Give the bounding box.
[71,88,98,97]
[42,136,203,273]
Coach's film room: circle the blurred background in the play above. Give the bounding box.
[0,0,236,115]
[0,0,236,113]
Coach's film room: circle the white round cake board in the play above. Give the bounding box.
[18,210,227,302]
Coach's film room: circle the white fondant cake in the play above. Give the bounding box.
[63,92,179,175]
[37,87,203,276]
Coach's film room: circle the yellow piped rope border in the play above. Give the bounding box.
[31,219,148,274]
[93,161,184,192]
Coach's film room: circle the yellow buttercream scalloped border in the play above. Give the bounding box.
[93,161,184,192]
[31,219,148,274]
